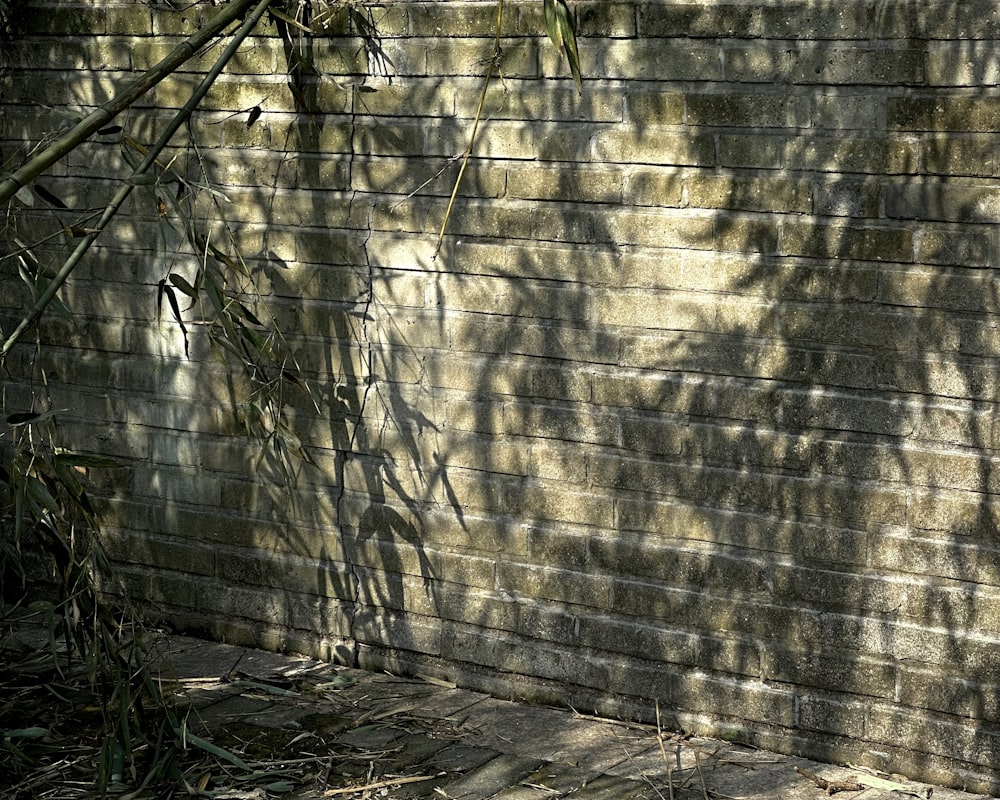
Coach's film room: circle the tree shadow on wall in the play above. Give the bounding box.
[7,0,1000,791]
[579,0,1000,786]
[141,1,1000,786]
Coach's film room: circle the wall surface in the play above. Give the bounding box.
[4,0,1000,791]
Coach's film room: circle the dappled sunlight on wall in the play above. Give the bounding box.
[8,0,1000,792]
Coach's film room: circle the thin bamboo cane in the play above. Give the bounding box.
[0,0,275,359]
[0,0,261,206]
[433,0,505,260]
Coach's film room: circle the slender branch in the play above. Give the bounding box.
[0,0,261,206]
[0,0,275,359]
[433,0,505,259]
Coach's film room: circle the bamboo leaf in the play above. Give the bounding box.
[543,0,563,50]
[233,769,299,783]
[6,411,41,425]
[0,0,266,207]
[208,328,243,360]
[237,320,267,351]
[235,301,263,327]
[177,728,252,772]
[12,235,41,272]
[262,780,297,792]
[51,457,84,499]
[203,273,226,317]
[169,272,198,298]
[6,409,64,426]
[31,272,74,319]
[128,172,158,186]
[3,727,49,740]
[543,0,581,91]
[556,2,583,91]
[25,475,61,517]
[207,243,249,277]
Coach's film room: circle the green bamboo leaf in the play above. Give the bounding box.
[543,0,581,91]
[237,320,267,350]
[235,301,263,327]
[69,483,97,517]
[169,272,198,298]
[208,244,249,277]
[207,328,243,360]
[350,723,383,734]
[556,3,582,91]
[4,727,49,740]
[25,476,60,517]
[63,224,100,238]
[16,261,38,302]
[23,264,74,320]
[156,278,166,323]
[51,457,84,499]
[262,780,297,792]
[543,0,562,50]
[128,172,157,186]
[204,273,226,317]
[6,409,63,425]
[177,728,251,771]
[12,235,41,269]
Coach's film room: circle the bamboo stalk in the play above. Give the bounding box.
[433,0,505,259]
[0,0,275,359]
[0,0,261,206]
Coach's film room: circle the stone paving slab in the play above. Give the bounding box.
[148,634,996,800]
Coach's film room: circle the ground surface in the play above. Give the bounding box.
[2,625,996,799]
[149,635,995,800]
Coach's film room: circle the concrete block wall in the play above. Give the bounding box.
[4,0,1000,790]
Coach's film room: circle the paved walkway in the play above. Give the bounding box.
[151,634,995,800]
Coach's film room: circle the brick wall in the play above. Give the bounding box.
[4,0,1000,790]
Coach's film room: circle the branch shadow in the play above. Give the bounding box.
[5,1,1000,793]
